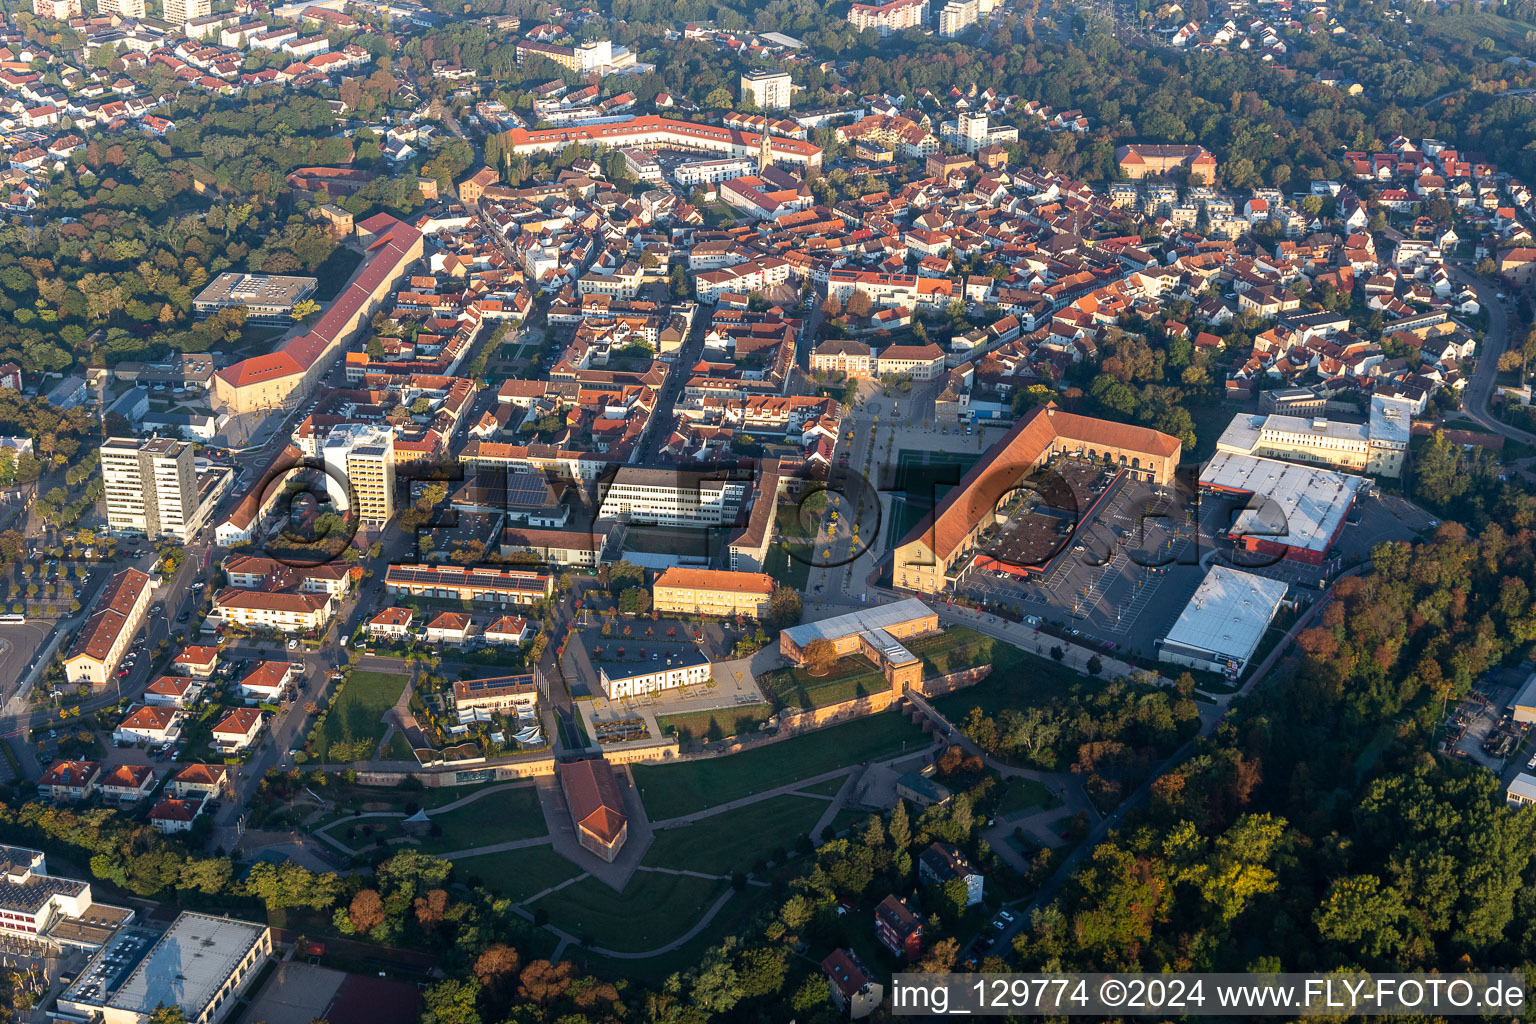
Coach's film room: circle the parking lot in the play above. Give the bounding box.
[951,468,1437,660]
[956,464,1202,658]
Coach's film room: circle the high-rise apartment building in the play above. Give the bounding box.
[32,0,82,18]
[739,69,792,111]
[938,0,979,36]
[846,0,928,36]
[101,437,202,541]
[97,0,146,18]
[164,0,209,25]
[321,424,396,526]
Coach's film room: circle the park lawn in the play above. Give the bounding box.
[906,626,1001,677]
[570,883,778,986]
[644,794,827,875]
[529,870,728,953]
[996,777,1059,817]
[797,776,849,797]
[763,540,810,592]
[930,642,1080,720]
[416,786,547,853]
[382,731,416,761]
[452,844,581,903]
[304,779,500,829]
[317,670,407,764]
[657,703,775,743]
[633,711,931,820]
[762,656,886,710]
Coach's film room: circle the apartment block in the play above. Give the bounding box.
[101,437,203,542]
[740,69,792,111]
[321,423,396,525]
[652,567,775,618]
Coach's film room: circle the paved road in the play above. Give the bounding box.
[1450,266,1536,446]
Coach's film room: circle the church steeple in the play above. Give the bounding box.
[757,131,773,173]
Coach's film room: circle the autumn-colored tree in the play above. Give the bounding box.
[412,888,448,931]
[518,960,573,1006]
[348,889,385,934]
[802,637,839,676]
[472,943,520,999]
[918,936,960,974]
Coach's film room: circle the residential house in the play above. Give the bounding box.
[97,764,156,803]
[149,797,204,834]
[171,645,220,678]
[368,606,414,640]
[484,616,535,645]
[874,894,924,960]
[426,611,476,645]
[821,948,882,1019]
[144,675,205,708]
[237,662,296,703]
[113,705,181,745]
[211,708,264,752]
[918,841,984,906]
[39,760,100,803]
[169,762,230,800]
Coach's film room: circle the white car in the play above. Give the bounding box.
[287,639,298,649]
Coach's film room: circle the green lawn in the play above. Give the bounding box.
[632,711,931,820]
[528,870,729,953]
[316,670,407,764]
[316,786,547,854]
[416,786,546,852]
[383,731,416,761]
[797,776,849,797]
[764,539,811,592]
[453,844,581,903]
[657,704,775,743]
[996,776,1060,817]
[307,779,498,826]
[930,641,1080,720]
[762,656,887,710]
[906,626,1000,677]
[569,884,778,986]
[644,794,826,875]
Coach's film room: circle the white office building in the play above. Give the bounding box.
[596,467,750,526]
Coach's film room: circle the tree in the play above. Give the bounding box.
[290,298,320,320]
[889,800,911,850]
[766,585,801,629]
[420,979,480,1024]
[244,861,342,911]
[472,944,520,999]
[147,1006,187,1024]
[1314,874,1409,960]
[518,960,573,1006]
[1086,655,1103,676]
[348,889,386,934]
[802,637,839,675]
[412,888,449,931]
[846,290,874,317]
